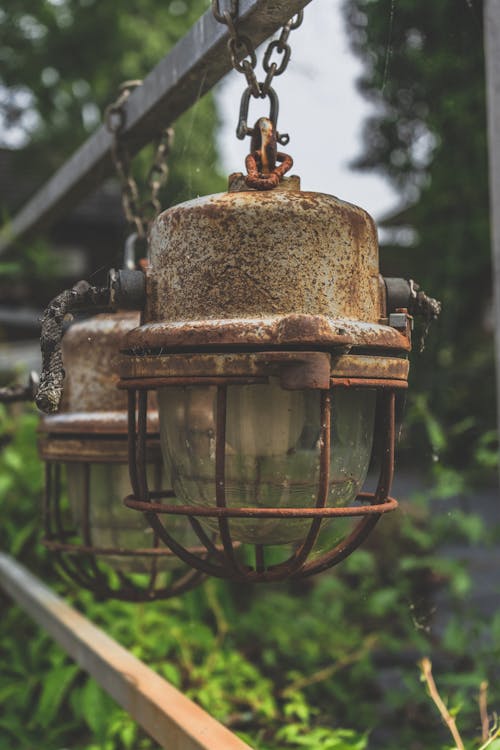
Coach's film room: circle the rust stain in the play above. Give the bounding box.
[61,313,140,413]
[122,314,410,352]
[146,188,382,326]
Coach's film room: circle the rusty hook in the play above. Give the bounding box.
[245,117,293,190]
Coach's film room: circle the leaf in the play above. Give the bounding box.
[10,518,37,557]
[80,678,114,737]
[33,663,80,729]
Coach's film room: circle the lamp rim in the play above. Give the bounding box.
[124,492,398,519]
[121,313,411,352]
[118,350,409,390]
[38,411,159,435]
[38,437,160,463]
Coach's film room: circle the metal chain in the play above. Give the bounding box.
[261,13,303,96]
[408,280,442,353]
[212,1,303,139]
[105,80,174,239]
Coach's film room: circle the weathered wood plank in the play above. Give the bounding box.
[0,0,312,254]
[0,554,252,750]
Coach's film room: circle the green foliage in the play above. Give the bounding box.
[1,1,209,156]
[0,0,225,304]
[275,725,368,749]
[2,407,499,750]
[343,0,494,476]
[0,0,223,199]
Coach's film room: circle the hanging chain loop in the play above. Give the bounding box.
[245,117,293,190]
[213,2,303,189]
[212,0,238,24]
[237,85,285,143]
[105,81,174,240]
[212,3,303,144]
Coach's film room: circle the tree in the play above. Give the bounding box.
[343,0,494,474]
[0,0,224,219]
[0,0,224,316]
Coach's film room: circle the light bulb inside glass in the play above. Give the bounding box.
[65,462,184,573]
[158,381,376,545]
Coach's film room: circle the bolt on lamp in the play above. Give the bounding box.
[38,311,205,600]
[117,159,438,583]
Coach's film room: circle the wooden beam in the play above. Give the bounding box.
[0,0,312,255]
[485,0,500,438]
[0,554,252,750]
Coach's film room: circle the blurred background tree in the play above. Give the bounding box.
[342,0,495,477]
[0,0,219,197]
[0,0,223,313]
[1,0,495,478]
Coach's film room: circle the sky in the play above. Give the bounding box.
[216,0,398,222]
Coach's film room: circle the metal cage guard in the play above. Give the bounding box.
[124,382,399,584]
[42,457,205,602]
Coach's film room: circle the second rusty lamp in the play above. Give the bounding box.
[39,312,205,600]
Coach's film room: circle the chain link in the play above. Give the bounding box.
[212,2,303,138]
[212,0,238,24]
[105,81,174,239]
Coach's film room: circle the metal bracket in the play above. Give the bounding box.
[237,86,289,144]
[109,268,146,311]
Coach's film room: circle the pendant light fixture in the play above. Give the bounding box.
[38,310,206,600]
[35,6,440,586]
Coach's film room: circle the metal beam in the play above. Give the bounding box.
[0,554,252,750]
[485,0,500,437]
[0,0,312,255]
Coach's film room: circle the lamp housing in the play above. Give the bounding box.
[120,176,411,583]
[38,312,204,600]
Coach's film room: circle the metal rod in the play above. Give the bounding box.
[374,391,395,502]
[255,544,265,574]
[0,554,251,750]
[81,462,93,547]
[127,390,140,498]
[299,390,396,578]
[148,460,163,592]
[43,464,54,539]
[137,390,150,501]
[125,496,398,518]
[53,463,65,541]
[215,385,242,574]
[0,0,312,255]
[485,0,500,439]
[292,389,331,568]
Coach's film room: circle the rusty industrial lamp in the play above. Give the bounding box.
[38,311,204,600]
[36,92,439,586]
[117,152,437,583]
[32,2,441,588]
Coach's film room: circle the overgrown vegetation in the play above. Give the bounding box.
[343,0,495,474]
[0,1,498,748]
[0,0,225,307]
[1,406,499,749]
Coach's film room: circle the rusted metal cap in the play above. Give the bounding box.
[39,312,158,442]
[123,186,409,353]
[60,312,138,412]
